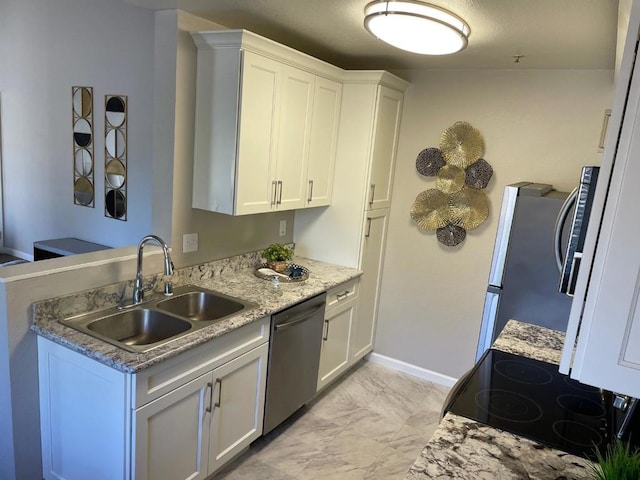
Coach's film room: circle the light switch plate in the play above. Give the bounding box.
[183,233,198,253]
[279,220,286,237]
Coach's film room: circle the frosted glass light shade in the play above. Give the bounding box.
[364,0,470,55]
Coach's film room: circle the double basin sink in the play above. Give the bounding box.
[61,285,256,353]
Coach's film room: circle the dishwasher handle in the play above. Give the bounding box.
[274,304,325,332]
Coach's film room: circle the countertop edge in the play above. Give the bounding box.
[32,257,361,373]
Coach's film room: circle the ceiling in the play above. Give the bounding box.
[124,0,619,71]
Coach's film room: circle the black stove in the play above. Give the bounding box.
[445,349,609,459]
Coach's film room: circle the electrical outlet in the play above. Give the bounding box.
[279,220,287,237]
[183,233,198,253]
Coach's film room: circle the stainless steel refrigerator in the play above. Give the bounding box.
[475,182,577,361]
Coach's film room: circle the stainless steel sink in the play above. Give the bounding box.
[155,287,246,322]
[87,309,191,347]
[60,285,256,353]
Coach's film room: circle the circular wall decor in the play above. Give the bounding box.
[436,224,466,247]
[440,121,485,169]
[410,189,450,230]
[416,147,446,177]
[436,165,465,194]
[411,121,493,247]
[465,158,494,189]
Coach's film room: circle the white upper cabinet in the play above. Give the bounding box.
[560,2,640,398]
[306,77,342,206]
[191,30,343,216]
[367,86,404,210]
[275,65,315,210]
[235,51,281,214]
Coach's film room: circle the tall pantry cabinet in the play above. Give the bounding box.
[295,72,408,379]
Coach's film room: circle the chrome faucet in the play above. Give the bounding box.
[132,235,174,305]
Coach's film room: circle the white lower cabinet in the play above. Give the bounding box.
[317,279,359,392]
[208,344,267,473]
[134,372,211,480]
[317,298,355,391]
[134,344,268,480]
[38,317,270,480]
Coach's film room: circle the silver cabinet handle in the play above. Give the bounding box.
[323,319,329,341]
[369,184,376,205]
[271,181,278,207]
[277,180,283,205]
[214,378,222,409]
[308,180,314,203]
[365,218,372,238]
[205,382,213,413]
[336,291,349,301]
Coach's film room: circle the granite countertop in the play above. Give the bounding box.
[405,320,595,480]
[32,256,360,373]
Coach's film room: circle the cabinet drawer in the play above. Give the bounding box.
[326,278,359,311]
[132,317,269,408]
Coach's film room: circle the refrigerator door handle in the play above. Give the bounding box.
[554,187,578,272]
[475,288,501,362]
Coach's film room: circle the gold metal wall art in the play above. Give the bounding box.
[72,86,95,207]
[104,95,127,221]
[409,189,450,230]
[440,121,484,168]
[411,121,493,247]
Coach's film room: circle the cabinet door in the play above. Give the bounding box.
[208,343,268,474]
[367,86,403,210]
[565,49,640,397]
[134,372,212,480]
[275,65,315,210]
[306,77,342,207]
[318,299,355,391]
[235,51,281,215]
[38,337,129,480]
[352,209,389,361]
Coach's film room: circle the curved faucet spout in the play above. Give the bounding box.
[132,234,174,305]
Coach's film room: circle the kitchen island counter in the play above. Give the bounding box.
[405,320,595,480]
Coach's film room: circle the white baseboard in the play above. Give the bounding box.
[367,352,458,388]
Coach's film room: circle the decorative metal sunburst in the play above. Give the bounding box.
[411,122,493,247]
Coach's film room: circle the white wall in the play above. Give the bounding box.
[0,0,155,259]
[0,1,157,477]
[375,69,614,379]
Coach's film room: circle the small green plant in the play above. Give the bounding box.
[261,243,292,263]
[589,440,640,480]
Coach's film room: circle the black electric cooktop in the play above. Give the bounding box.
[445,349,609,459]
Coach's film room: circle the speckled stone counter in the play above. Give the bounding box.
[32,255,360,373]
[405,320,594,480]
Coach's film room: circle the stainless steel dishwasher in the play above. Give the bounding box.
[263,292,326,435]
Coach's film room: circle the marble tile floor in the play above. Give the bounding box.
[216,360,450,480]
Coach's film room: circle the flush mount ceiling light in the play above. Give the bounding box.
[364,0,470,55]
